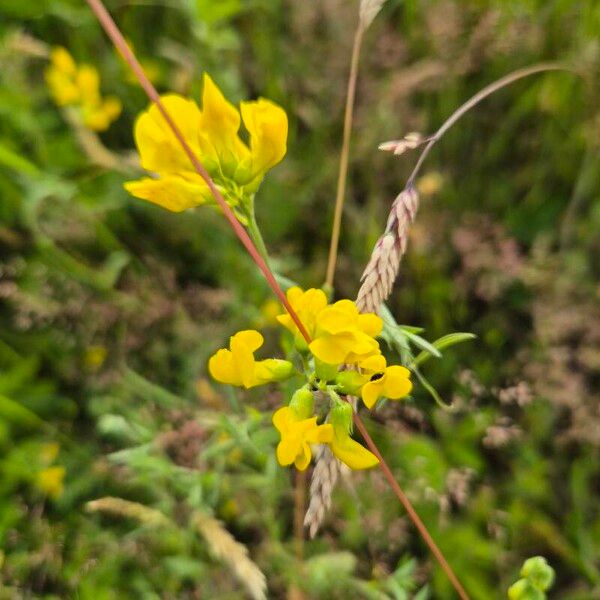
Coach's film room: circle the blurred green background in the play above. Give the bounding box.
[0,0,599,598]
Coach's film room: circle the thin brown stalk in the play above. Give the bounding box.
[353,414,470,600]
[325,25,364,289]
[293,469,307,558]
[407,63,567,187]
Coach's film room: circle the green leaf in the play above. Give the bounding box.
[413,368,453,410]
[412,333,476,367]
[0,393,44,428]
[402,330,442,359]
[0,142,40,176]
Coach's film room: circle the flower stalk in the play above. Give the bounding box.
[325,24,364,289]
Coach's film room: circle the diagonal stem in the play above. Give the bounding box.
[84,2,469,597]
[353,413,470,600]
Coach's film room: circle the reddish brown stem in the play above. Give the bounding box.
[293,469,307,559]
[84,0,310,344]
[353,414,470,600]
[84,3,469,597]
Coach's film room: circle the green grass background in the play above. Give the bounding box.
[0,0,599,598]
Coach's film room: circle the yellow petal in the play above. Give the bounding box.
[83,108,111,132]
[330,299,358,315]
[101,96,122,121]
[232,330,264,353]
[124,174,212,212]
[277,287,328,338]
[356,313,383,337]
[343,331,380,360]
[272,406,294,434]
[50,47,77,75]
[276,438,298,466]
[198,74,249,172]
[306,423,333,444]
[330,433,379,470]
[359,354,386,373]
[295,443,312,471]
[361,379,383,409]
[134,95,203,174]
[240,98,288,175]
[46,70,80,105]
[230,330,260,388]
[286,287,303,304]
[316,304,357,335]
[77,65,101,106]
[383,365,413,400]
[208,349,243,386]
[309,336,347,365]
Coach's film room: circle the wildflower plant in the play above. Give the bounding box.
[62,1,575,598]
[208,287,412,471]
[45,46,121,131]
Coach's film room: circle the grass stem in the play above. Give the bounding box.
[325,25,364,289]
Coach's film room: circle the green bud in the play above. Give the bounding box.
[314,359,339,383]
[289,387,314,420]
[269,360,296,382]
[521,557,555,592]
[329,401,353,434]
[508,579,544,600]
[335,371,366,395]
[294,333,309,354]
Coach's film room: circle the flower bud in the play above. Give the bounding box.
[314,359,339,383]
[268,360,296,382]
[289,387,314,420]
[521,557,555,592]
[329,401,353,435]
[335,370,366,395]
[508,580,544,600]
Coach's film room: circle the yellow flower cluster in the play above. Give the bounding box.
[124,73,287,215]
[45,47,122,132]
[209,287,412,472]
[35,443,65,499]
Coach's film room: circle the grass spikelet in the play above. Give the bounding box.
[86,497,171,527]
[304,445,342,538]
[357,185,420,313]
[194,512,267,600]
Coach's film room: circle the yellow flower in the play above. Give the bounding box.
[359,354,412,409]
[276,287,329,346]
[45,47,81,106]
[208,330,295,389]
[124,73,287,213]
[309,300,382,365]
[329,426,379,469]
[45,47,121,132]
[272,406,333,471]
[326,403,379,470]
[36,466,66,499]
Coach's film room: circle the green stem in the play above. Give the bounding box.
[245,205,271,267]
